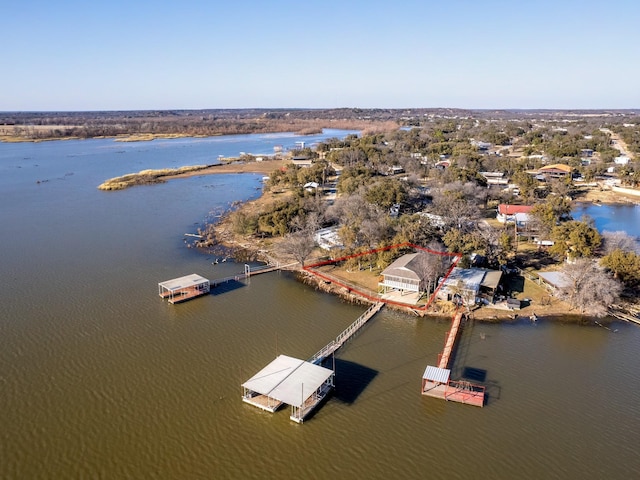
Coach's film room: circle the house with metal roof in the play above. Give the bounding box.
[436,267,503,306]
[538,163,573,178]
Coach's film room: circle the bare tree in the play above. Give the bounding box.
[277,231,316,267]
[601,230,640,254]
[558,259,622,317]
[410,243,451,294]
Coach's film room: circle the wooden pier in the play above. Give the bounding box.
[211,262,296,287]
[308,302,384,364]
[438,310,463,369]
[422,309,485,407]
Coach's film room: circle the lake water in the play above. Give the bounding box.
[2,133,640,479]
[573,202,640,237]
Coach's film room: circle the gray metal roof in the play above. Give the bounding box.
[480,270,503,290]
[422,365,450,384]
[158,273,209,291]
[381,253,421,280]
[242,355,334,408]
[538,271,571,289]
[441,267,486,290]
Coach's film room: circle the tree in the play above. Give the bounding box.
[277,231,316,267]
[600,249,640,287]
[601,231,640,254]
[364,177,407,210]
[511,171,538,200]
[410,245,450,294]
[549,220,601,260]
[558,259,621,316]
[529,195,572,237]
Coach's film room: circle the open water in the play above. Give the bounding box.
[1,133,640,479]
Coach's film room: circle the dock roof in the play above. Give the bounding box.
[158,273,209,291]
[423,365,451,384]
[242,355,334,408]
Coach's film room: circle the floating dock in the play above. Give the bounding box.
[242,302,384,423]
[421,310,485,407]
[241,355,334,423]
[158,273,210,304]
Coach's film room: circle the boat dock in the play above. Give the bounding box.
[421,310,485,407]
[242,301,384,423]
[159,262,295,304]
[158,274,210,304]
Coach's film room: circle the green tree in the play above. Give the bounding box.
[529,195,572,236]
[600,249,640,286]
[364,178,407,210]
[549,220,601,260]
[511,171,538,200]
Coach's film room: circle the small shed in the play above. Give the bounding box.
[537,271,571,293]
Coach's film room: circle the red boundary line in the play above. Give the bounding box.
[303,243,462,311]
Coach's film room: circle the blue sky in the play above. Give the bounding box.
[3,0,639,111]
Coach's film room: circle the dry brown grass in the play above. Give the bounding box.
[98,165,210,190]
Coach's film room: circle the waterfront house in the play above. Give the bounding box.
[537,271,571,293]
[497,204,533,224]
[379,252,429,295]
[291,156,313,168]
[436,267,502,306]
[538,164,573,179]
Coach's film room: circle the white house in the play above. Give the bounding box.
[314,226,343,251]
[496,204,533,224]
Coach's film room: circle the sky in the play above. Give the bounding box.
[3,0,640,111]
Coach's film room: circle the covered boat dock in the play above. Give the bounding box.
[421,311,485,407]
[242,354,334,423]
[421,365,485,407]
[158,273,210,304]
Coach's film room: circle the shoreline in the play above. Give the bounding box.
[93,157,639,324]
[202,192,612,325]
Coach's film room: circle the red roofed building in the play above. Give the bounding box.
[497,204,533,223]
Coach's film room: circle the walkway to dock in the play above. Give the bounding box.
[422,308,485,407]
[308,301,385,364]
[438,310,463,369]
[211,261,297,287]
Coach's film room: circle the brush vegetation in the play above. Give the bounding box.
[98,165,210,190]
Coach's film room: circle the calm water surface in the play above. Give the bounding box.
[1,134,640,479]
[573,202,640,237]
